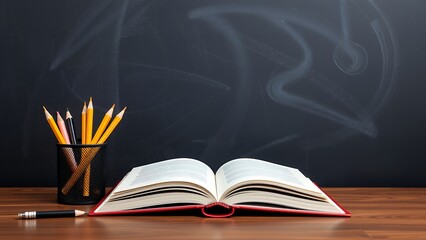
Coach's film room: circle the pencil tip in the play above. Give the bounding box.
[88,98,93,108]
[75,210,87,217]
[119,107,127,116]
[43,107,51,118]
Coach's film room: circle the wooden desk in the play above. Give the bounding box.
[0,188,425,239]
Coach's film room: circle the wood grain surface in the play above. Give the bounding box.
[0,188,425,239]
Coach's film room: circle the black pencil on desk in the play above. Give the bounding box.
[65,109,78,145]
[18,210,86,219]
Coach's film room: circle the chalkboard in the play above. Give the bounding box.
[1,0,426,187]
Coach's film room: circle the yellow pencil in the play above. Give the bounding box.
[44,107,77,171]
[91,104,115,144]
[83,98,94,196]
[97,107,127,144]
[86,97,94,144]
[81,102,87,144]
[43,107,66,144]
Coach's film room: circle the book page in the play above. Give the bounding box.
[113,158,218,200]
[215,158,321,200]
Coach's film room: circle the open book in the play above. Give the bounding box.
[90,158,350,217]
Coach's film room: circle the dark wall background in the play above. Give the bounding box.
[1,0,426,187]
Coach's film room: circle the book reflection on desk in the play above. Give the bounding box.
[90,158,350,218]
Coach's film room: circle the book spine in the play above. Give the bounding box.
[201,202,235,218]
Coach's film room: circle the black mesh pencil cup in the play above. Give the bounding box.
[57,143,106,205]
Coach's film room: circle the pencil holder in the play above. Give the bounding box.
[56,143,107,205]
